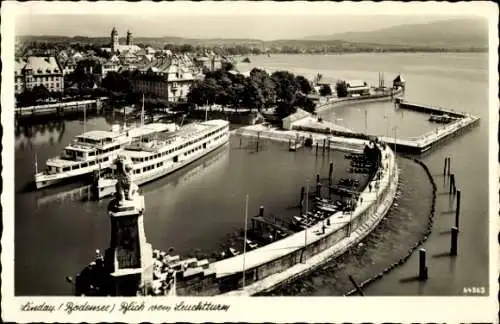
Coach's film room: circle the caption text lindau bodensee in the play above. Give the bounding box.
[20,301,231,314]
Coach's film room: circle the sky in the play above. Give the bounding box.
[11,2,491,41]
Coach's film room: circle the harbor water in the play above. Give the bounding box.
[15,53,490,296]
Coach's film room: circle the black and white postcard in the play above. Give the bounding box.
[1,1,498,322]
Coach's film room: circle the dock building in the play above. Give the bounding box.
[130,58,195,102]
[346,80,370,96]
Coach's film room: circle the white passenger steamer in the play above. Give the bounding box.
[95,119,230,199]
[33,123,176,189]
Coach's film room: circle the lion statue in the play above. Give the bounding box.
[114,154,138,204]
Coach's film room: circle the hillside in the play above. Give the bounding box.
[304,18,488,49]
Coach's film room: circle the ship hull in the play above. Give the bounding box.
[96,135,229,199]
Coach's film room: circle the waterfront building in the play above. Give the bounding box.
[281,108,311,130]
[15,56,64,95]
[130,59,195,102]
[346,80,370,96]
[393,74,406,89]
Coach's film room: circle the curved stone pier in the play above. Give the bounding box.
[217,143,400,296]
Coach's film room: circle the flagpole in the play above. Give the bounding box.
[83,103,86,134]
[205,99,208,121]
[141,93,145,127]
[34,152,38,174]
[304,181,309,251]
[242,194,249,290]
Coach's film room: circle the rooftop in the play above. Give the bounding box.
[346,80,367,88]
[15,56,62,75]
[77,130,121,141]
[282,108,311,123]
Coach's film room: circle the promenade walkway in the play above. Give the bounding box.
[217,145,399,295]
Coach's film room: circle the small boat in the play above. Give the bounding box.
[314,197,330,204]
[317,204,337,213]
[289,142,303,151]
[293,216,305,223]
[429,114,453,124]
[246,239,258,250]
[228,247,240,256]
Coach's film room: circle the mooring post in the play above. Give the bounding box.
[450,227,459,256]
[449,174,455,195]
[328,161,334,186]
[316,173,320,185]
[316,142,319,155]
[447,157,451,176]
[443,157,448,176]
[418,248,428,281]
[259,205,264,217]
[316,183,321,198]
[455,190,461,228]
[348,275,365,296]
[256,132,260,152]
[322,138,326,154]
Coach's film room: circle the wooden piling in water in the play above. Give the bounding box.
[328,161,334,186]
[449,174,455,195]
[447,157,451,175]
[443,157,448,176]
[316,183,321,198]
[455,190,461,228]
[316,173,320,184]
[450,227,458,256]
[322,138,326,154]
[256,132,260,152]
[316,142,319,155]
[348,275,365,296]
[259,206,264,217]
[418,248,428,281]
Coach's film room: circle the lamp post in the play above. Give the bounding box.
[304,181,309,244]
[242,194,248,290]
[393,126,398,179]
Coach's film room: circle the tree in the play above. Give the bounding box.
[295,75,312,95]
[295,94,316,114]
[31,85,51,101]
[319,84,332,96]
[271,70,298,106]
[180,44,194,53]
[336,80,348,98]
[102,71,132,93]
[243,80,264,112]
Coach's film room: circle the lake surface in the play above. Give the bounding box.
[14,53,490,296]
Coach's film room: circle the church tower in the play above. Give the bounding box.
[126,30,133,46]
[111,27,119,53]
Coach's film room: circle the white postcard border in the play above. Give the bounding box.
[1,2,498,323]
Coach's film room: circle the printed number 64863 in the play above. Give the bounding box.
[462,286,486,295]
